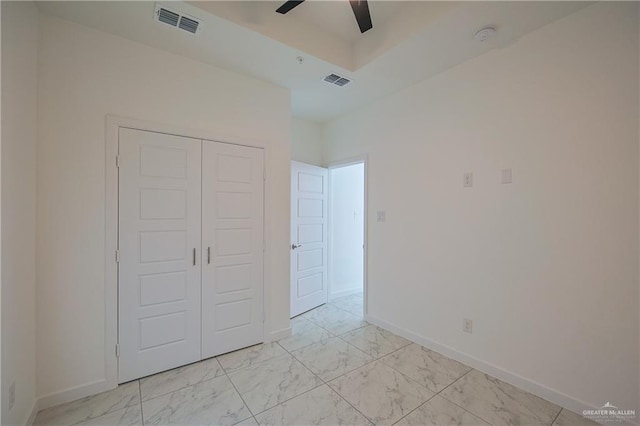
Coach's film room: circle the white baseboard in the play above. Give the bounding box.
[36,378,115,412]
[330,287,363,300]
[266,327,291,342]
[364,314,637,426]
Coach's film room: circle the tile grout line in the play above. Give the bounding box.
[390,368,477,426]
[281,332,425,426]
[276,340,376,425]
[431,370,498,426]
[137,360,228,404]
[550,408,564,426]
[303,313,369,337]
[239,340,326,419]
[220,358,259,423]
[274,340,332,387]
[277,338,380,424]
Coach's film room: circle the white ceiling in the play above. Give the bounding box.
[37,1,592,122]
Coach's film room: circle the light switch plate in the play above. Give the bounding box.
[377,211,386,222]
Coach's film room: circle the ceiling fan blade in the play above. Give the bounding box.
[349,0,373,33]
[276,0,305,14]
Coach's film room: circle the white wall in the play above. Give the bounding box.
[1,2,38,424]
[36,14,291,403]
[329,163,364,299]
[324,2,639,413]
[291,117,323,166]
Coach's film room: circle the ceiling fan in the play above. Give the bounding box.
[276,0,373,34]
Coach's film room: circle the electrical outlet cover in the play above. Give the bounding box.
[463,319,473,333]
[463,173,473,188]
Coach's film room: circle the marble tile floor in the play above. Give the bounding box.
[35,293,597,426]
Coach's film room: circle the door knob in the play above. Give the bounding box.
[291,244,303,250]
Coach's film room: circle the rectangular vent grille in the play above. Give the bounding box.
[158,8,179,27]
[323,73,351,87]
[179,16,199,34]
[155,4,200,35]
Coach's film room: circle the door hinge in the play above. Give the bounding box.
[263,168,266,181]
[115,344,120,357]
[263,241,266,252]
[115,250,120,263]
[115,155,120,168]
[262,312,266,323]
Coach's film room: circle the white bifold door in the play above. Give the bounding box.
[290,161,328,317]
[118,128,264,382]
[201,141,264,358]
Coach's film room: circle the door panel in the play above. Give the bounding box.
[290,161,328,317]
[118,128,202,382]
[202,142,264,358]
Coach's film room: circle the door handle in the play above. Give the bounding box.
[207,247,211,264]
[291,244,303,250]
[193,248,196,266]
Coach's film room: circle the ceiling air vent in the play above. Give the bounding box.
[178,16,199,34]
[155,4,200,35]
[157,7,179,27]
[323,73,351,87]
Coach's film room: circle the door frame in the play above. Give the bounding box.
[105,115,269,388]
[327,154,368,316]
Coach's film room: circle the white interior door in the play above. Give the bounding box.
[290,161,328,317]
[118,128,202,382]
[202,141,264,358]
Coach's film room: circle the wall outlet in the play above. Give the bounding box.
[8,381,15,411]
[463,172,473,188]
[376,211,386,222]
[463,318,473,334]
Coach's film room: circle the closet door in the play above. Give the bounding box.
[118,128,202,382]
[202,141,264,358]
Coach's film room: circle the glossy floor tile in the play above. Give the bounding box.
[76,405,142,426]
[328,361,434,426]
[329,293,364,317]
[255,385,372,426]
[302,304,368,335]
[140,356,224,401]
[395,395,489,426]
[440,369,561,426]
[277,316,333,352]
[141,375,251,426]
[227,354,323,414]
[292,336,373,381]
[35,381,140,426]
[217,342,287,373]
[380,343,471,392]
[36,301,581,426]
[340,324,411,358]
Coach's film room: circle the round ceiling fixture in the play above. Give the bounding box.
[475,26,496,42]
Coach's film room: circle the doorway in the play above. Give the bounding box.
[328,161,365,316]
[289,159,367,320]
